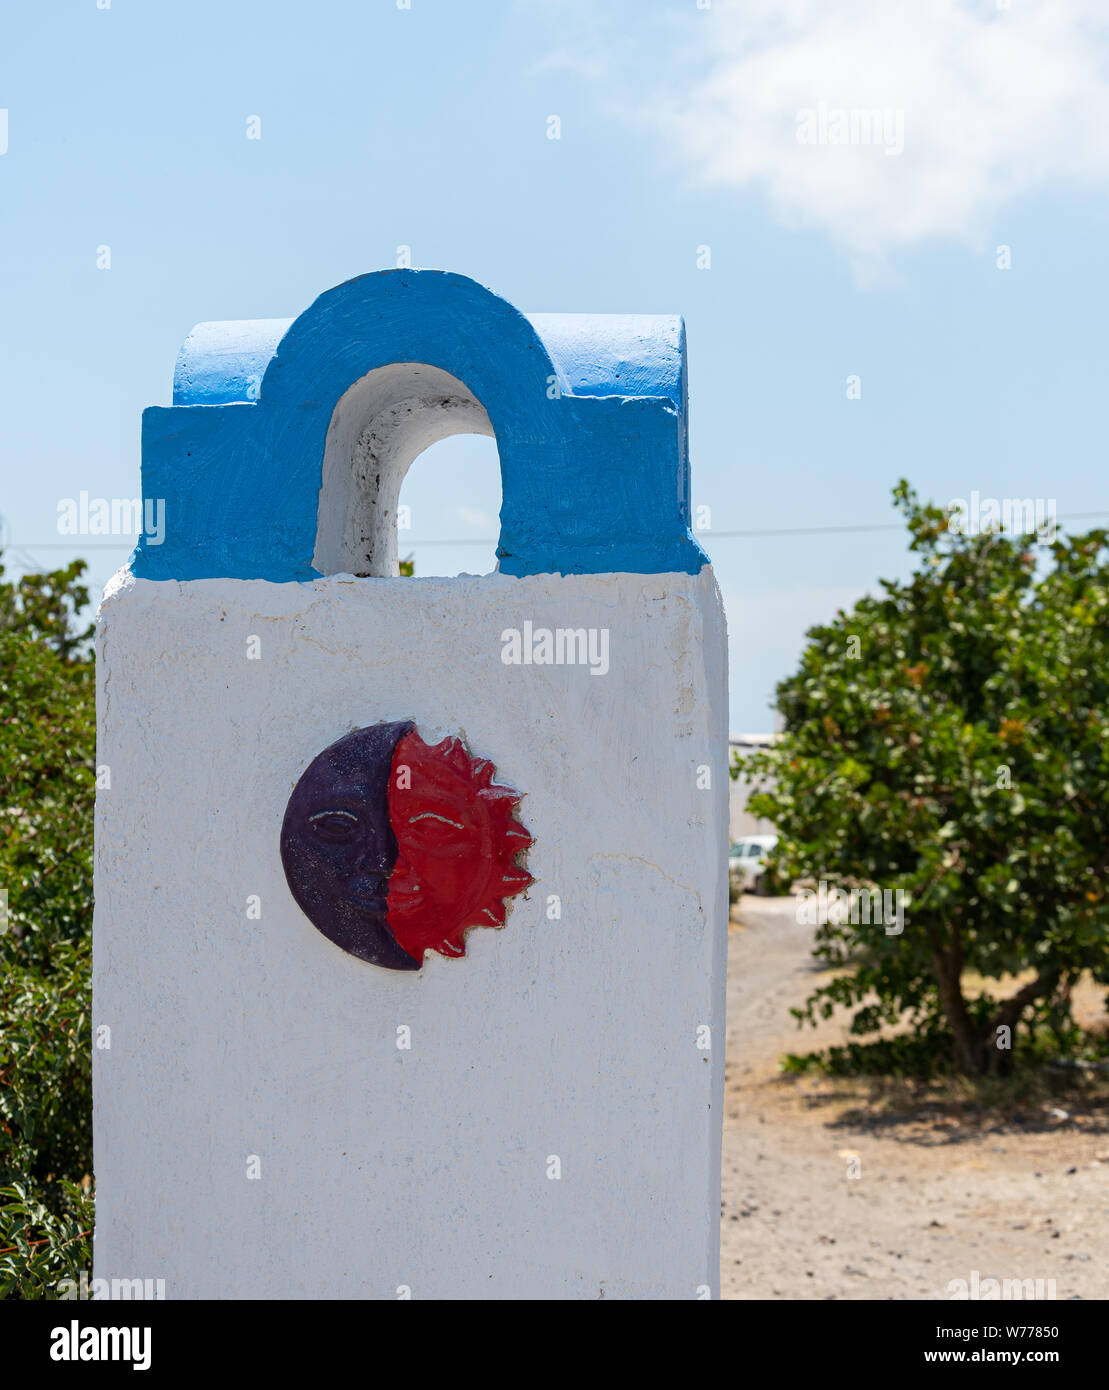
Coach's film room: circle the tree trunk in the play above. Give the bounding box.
[932,946,986,1075]
[984,970,1062,1075]
[932,936,1063,1076]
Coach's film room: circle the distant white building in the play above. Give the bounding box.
[728,733,778,842]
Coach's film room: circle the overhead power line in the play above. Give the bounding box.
[5,511,1109,553]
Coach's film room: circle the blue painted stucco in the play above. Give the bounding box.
[136,269,707,581]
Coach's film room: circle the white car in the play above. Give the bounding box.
[728,835,778,896]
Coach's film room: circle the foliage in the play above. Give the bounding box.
[0,558,95,1296]
[746,482,1109,1076]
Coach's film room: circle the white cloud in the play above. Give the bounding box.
[532,0,1109,270]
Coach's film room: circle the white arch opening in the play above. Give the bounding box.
[314,362,494,578]
[397,433,502,578]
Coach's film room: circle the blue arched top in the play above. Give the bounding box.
[137,269,706,581]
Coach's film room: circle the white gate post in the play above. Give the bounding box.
[94,270,728,1299]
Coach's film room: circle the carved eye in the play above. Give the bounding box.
[309,809,359,843]
[407,810,466,834]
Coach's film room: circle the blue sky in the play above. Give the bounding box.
[1,0,1107,729]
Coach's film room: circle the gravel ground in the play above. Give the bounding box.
[721,896,1109,1300]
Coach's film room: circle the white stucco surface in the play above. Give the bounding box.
[93,567,728,1299]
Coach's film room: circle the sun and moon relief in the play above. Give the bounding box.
[280,721,533,971]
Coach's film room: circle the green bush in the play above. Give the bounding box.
[0,559,95,1298]
[748,483,1109,1077]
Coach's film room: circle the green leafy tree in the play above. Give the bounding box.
[747,482,1109,1077]
[0,558,94,1297]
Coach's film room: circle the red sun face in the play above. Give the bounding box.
[386,731,533,962]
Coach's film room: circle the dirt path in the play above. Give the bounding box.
[721,897,1109,1300]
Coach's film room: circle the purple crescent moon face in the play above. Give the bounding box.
[280,721,420,972]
